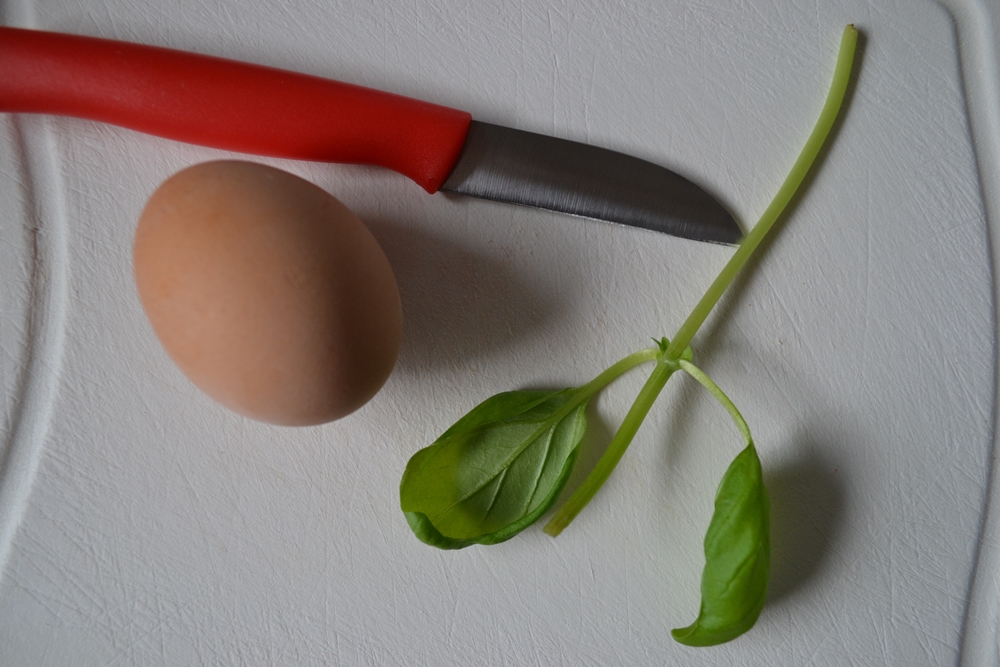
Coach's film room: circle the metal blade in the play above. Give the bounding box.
[440,121,741,245]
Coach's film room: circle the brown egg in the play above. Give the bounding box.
[133,161,402,426]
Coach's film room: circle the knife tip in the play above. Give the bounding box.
[685,205,743,246]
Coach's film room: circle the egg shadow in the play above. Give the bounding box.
[765,433,847,604]
[365,218,564,373]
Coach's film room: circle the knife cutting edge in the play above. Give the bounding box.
[0,26,741,244]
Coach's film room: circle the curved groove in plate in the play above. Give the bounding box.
[0,114,69,583]
[942,0,1000,664]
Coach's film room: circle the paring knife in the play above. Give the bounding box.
[0,27,741,244]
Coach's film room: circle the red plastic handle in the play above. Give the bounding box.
[0,27,472,193]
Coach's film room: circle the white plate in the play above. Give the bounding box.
[2,0,999,664]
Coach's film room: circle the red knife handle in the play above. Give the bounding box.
[0,27,472,193]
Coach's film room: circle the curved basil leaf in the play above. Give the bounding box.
[400,389,587,549]
[672,442,770,646]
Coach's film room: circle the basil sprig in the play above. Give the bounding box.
[399,25,858,645]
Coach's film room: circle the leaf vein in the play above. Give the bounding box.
[432,398,578,518]
[522,424,557,514]
[483,467,509,519]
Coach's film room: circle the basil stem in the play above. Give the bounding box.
[543,343,692,536]
[544,24,858,537]
[677,360,751,446]
[665,24,858,360]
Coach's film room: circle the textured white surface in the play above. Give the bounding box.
[1,0,998,665]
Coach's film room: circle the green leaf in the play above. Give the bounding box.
[672,443,770,646]
[400,389,588,549]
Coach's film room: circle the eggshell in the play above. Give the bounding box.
[133,161,402,426]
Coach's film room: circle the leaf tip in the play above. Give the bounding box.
[670,624,696,644]
[404,511,474,550]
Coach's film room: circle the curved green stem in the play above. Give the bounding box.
[503,348,660,464]
[544,358,677,536]
[665,25,858,360]
[678,360,752,446]
[572,347,660,405]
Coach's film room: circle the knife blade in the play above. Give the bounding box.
[0,27,741,244]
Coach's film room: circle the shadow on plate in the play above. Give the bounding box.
[766,435,847,604]
[366,218,566,373]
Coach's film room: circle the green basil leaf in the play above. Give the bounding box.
[672,442,770,646]
[400,389,587,549]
